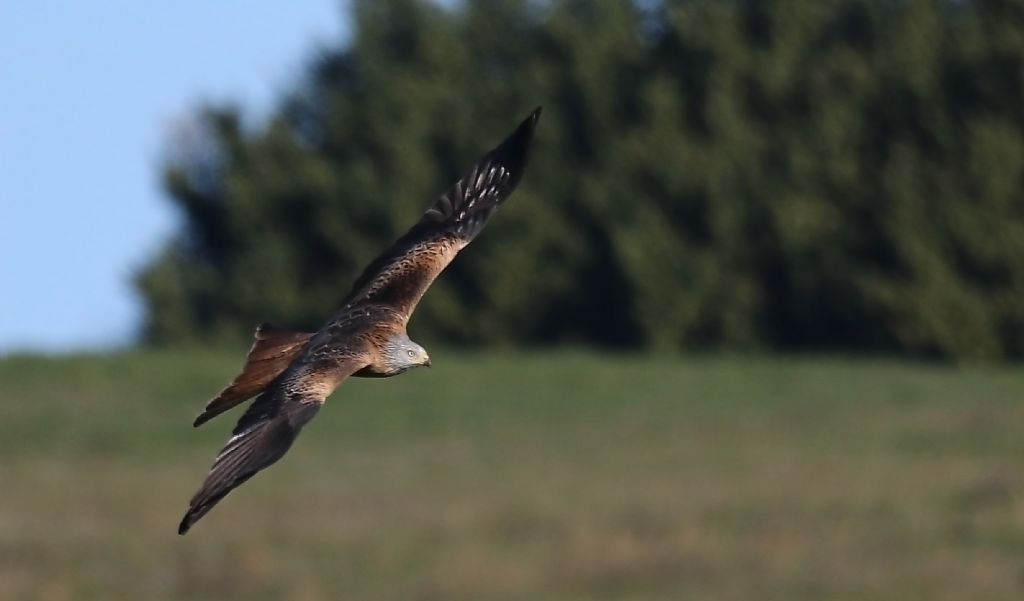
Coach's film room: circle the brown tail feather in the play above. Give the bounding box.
[192,323,313,427]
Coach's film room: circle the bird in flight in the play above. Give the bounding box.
[178,108,541,534]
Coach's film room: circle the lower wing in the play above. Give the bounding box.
[178,357,366,534]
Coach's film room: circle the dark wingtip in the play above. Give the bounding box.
[490,106,542,181]
[513,105,542,144]
[178,497,215,535]
[178,512,193,535]
[192,413,210,428]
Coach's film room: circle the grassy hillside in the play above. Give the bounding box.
[1,351,1022,600]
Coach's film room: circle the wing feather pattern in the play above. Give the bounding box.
[341,107,541,320]
[178,356,367,534]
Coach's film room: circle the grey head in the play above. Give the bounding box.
[381,333,431,376]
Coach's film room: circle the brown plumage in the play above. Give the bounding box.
[178,107,541,534]
[192,324,314,427]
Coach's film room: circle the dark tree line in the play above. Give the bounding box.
[139,0,1024,360]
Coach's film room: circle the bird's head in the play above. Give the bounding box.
[382,334,431,375]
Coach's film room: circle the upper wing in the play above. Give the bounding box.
[178,354,368,534]
[340,107,541,321]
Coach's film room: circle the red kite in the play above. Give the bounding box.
[178,108,541,534]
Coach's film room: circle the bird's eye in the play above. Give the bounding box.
[407,349,416,358]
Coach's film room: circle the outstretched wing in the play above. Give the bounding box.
[178,355,367,534]
[341,107,541,321]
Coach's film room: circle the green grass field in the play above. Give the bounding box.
[1,351,1022,600]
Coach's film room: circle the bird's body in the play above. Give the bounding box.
[178,108,541,534]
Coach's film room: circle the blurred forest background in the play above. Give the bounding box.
[5,2,1024,600]
[140,0,1024,361]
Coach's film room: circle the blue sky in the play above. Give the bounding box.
[0,1,348,353]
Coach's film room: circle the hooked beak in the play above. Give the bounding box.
[424,357,432,368]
